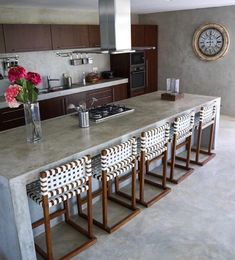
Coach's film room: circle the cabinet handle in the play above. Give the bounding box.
[146,59,149,88]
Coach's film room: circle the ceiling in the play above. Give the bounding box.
[0,0,235,13]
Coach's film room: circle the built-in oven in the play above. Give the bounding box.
[130,65,145,91]
[131,51,145,66]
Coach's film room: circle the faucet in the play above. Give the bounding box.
[47,76,60,91]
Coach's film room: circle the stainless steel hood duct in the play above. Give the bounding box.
[72,0,155,55]
[99,0,134,54]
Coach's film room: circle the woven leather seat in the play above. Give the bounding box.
[27,180,89,208]
[27,156,96,260]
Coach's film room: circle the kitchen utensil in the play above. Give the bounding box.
[78,110,90,128]
[63,74,72,88]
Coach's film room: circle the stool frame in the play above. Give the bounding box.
[29,156,96,260]
[170,112,195,184]
[116,124,171,207]
[79,139,140,233]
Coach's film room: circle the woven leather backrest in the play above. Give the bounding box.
[40,155,91,196]
[101,138,137,173]
[173,111,195,139]
[141,123,170,152]
[200,102,216,125]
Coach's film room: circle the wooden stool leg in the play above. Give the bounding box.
[195,123,202,163]
[115,176,119,193]
[162,150,168,188]
[170,137,177,180]
[102,171,108,229]
[208,122,215,154]
[139,151,145,202]
[63,200,70,222]
[42,197,53,260]
[131,161,137,209]
[186,135,192,169]
[76,194,83,215]
[87,176,93,238]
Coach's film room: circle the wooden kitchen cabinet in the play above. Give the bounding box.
[113,84,128,101]
[51,25,89,50]
[0,106,25,131]
[39,96,66,120]
[145,50,158,93]
[66,92,87,113]
[86,87,113,108]
[88,25,101,48]
[131,25,145,47]
[0,25,5,53]
[144,25,158,47]
[3,24,52,53]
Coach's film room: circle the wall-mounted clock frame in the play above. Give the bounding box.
[192,23,230,61]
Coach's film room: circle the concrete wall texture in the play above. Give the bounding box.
[140,6,235,116]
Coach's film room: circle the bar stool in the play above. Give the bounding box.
[79,138,140,233]
[171,111,195,184]
[192,102,217,165]
[27,155,96,260]
[115,123,171,207]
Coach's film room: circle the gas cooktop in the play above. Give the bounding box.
[89,104,135,123]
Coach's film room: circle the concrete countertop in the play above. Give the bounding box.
[0,77,129,109]
[0,92,220,182]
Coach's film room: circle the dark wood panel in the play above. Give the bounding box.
[51,25,89,50]
[4,24,52,52]
[113,84,128,101]
[130,88,145,97]
[0,106,25,131]
[144,25,158,47]
[86,87,113,108]
[88,25,100,48]
[145,50,158,93]
[39,97,66,120]
[66,92,87,113]
[0,25,5,53]
[131,25,145,47]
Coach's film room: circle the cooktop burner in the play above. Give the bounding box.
[89,104,135,122]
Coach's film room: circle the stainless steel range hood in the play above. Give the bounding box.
[72,0,155,55]
[99,0,134,54]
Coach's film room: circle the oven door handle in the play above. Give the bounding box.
[131,70,145,74]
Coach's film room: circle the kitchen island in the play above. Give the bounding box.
[0,92,221,260]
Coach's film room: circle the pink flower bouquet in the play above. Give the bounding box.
[4,66,41,108]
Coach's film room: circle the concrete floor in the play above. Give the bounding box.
[38,115,235,260]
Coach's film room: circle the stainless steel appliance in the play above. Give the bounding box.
[130,51,145,91]
[89,104,134,123]
[131,51,145,66]
[130,65,145,91]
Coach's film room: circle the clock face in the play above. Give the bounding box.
[198,29,223,56]
[193,23,230,61]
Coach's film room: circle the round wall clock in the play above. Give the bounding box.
[192,23,230,61]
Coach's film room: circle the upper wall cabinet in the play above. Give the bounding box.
[88,25,100,48]
[0,25,5,53]
[131,25,145,47]
[3,24,52,53]
[144,25,158,47]
[51,25,89,50]
[131,25,158,47]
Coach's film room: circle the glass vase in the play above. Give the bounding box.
[23,102,42,143]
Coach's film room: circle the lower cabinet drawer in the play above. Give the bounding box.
[0,106,25,131]
[86,87,113,108]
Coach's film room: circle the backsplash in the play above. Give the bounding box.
[0,50,110,96]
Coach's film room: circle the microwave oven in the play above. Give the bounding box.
[131,51,145,66]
